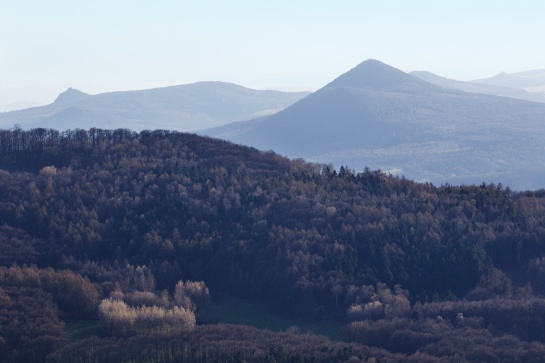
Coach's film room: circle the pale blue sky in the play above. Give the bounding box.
[1,0,545,105]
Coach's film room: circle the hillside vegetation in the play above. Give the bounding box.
[1,127,545,362]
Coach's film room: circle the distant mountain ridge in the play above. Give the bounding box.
[472,69,545,93]
[204,59,545,190]
[0,82,310,131]
[0,100,44,112]
[410,71,545,103]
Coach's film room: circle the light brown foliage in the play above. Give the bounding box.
[98,298,195,336]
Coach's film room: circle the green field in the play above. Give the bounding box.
[64,296,346,342]
[64,320,103,341]
[200,295,346,341]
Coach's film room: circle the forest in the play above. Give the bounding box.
[1,127,545,362]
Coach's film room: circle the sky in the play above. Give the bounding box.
[1,0,545,108]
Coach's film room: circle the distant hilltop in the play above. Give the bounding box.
[0,82,310,132]
[53,87,90,104]
[472,69,545,91]
[203,59,545,190]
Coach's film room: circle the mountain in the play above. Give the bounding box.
[0,100,44,112]
[207,60,442,154]
[411,70,545,103]
[473,69,545,93]
[53,87,90,104]
[0,82,309,131]
[204,59,545,190]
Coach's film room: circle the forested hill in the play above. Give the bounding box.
[2,127,545,362]
[2,127,545,303]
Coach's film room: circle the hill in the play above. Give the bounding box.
[2,128,545,361]
[473,69,545,93]
[0,100,44,112]
[410,70,545,103]
[204,60,545,190]
[0,82,309,131]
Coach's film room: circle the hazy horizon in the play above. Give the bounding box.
[2,0,545,108]
[3,64,545,113]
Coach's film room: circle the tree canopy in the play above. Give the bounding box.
[1,127,545,362]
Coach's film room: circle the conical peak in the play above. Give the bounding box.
[53,88,89,104]
[325,59,436,92]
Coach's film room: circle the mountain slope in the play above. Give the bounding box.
[207,60,442,154]
[0,82,309,131]
[204,60,545,190]
[0,100,44,112]
[473,69,545,93]
[411,70,545,103]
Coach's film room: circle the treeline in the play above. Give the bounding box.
[0,127,135,154]
[0,264,210,362]
[345,314,545,362]
[46,320,545,363]
[2,127,545,361]
[0,265,98,319]
[0,286,66,363]
[98,299,195,336]
[48,324,378,363]
[1,127,544,309]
